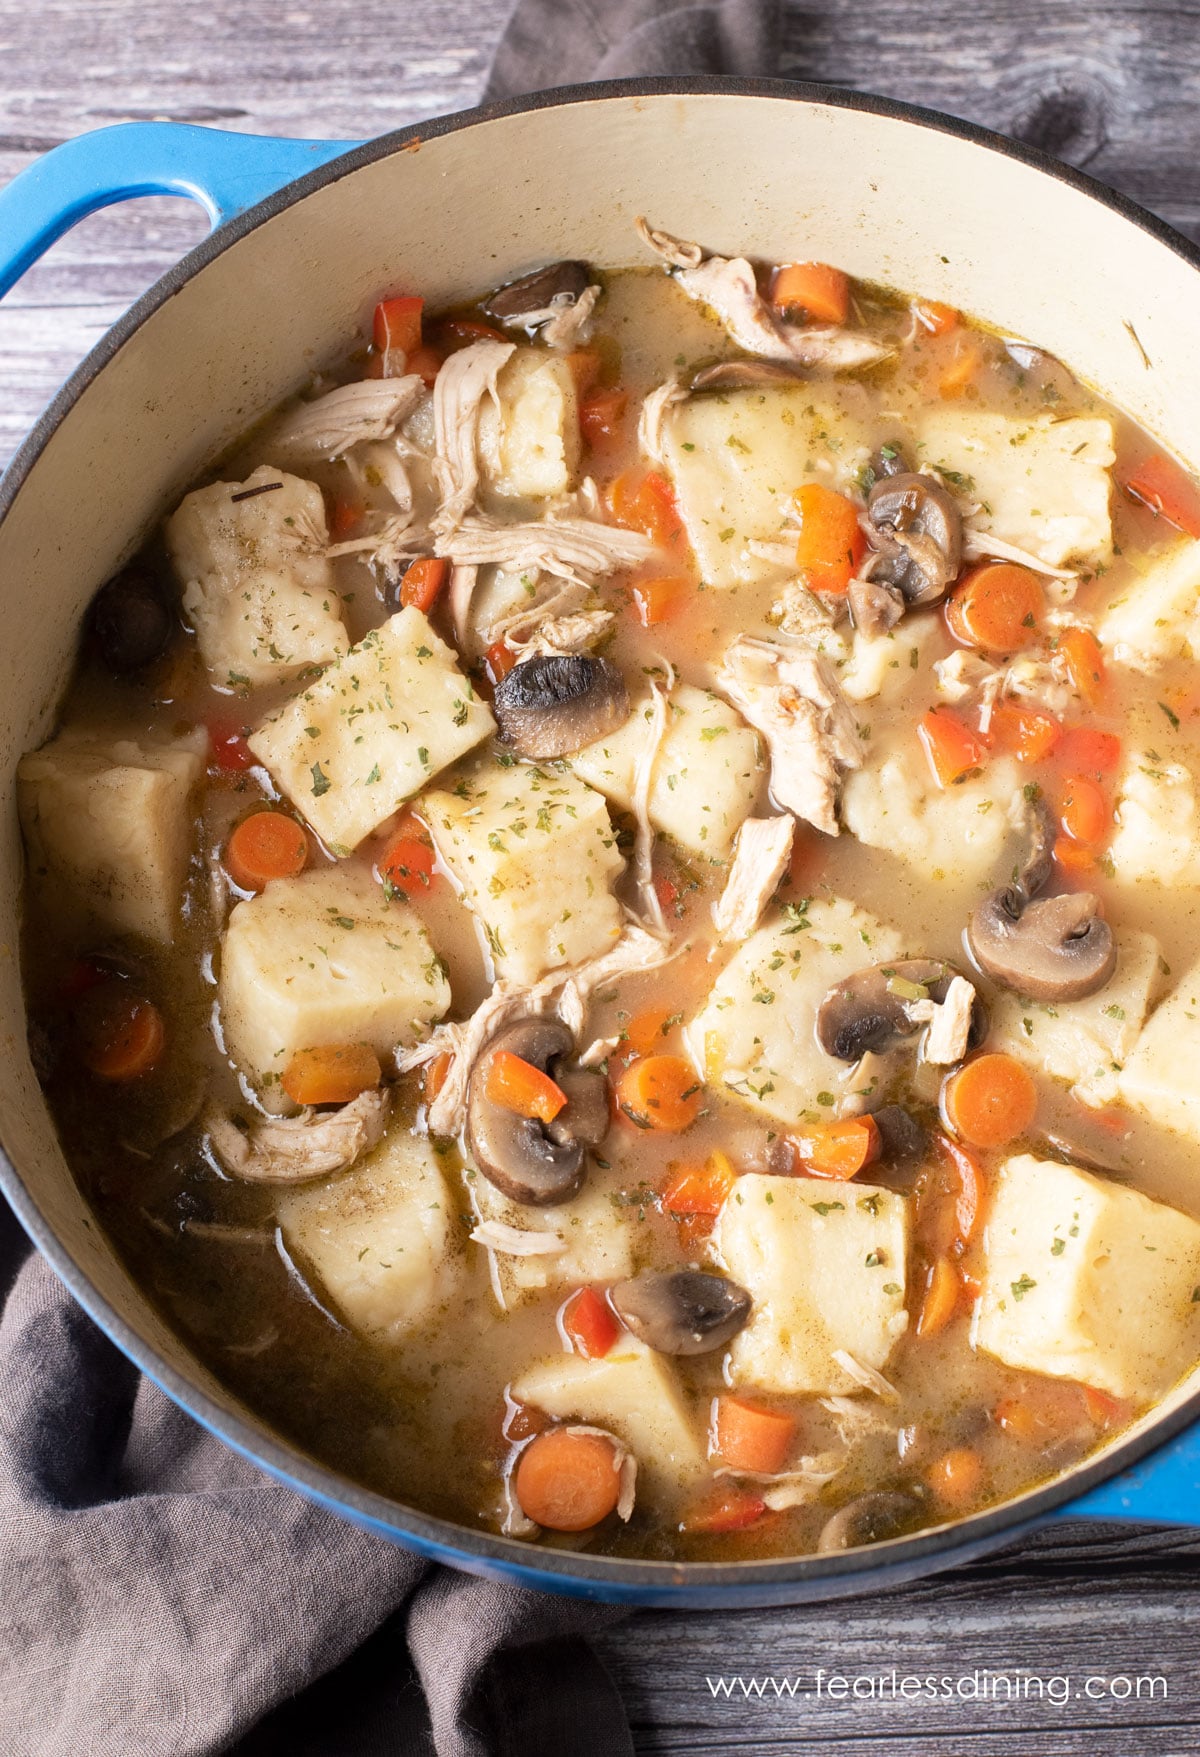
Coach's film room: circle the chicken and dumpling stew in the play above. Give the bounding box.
[22,219,1200,1557]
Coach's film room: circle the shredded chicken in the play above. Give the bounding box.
[719,636,863,836]
[637,378,688,465]
[345,439,416,517]
[819,1395,898,1442]
[469,1219,565,1256]
[501,283,603,350]
[507,608,616,658]
[636,217,890,371]
[910,974,977,1065]
[934,648,995,703]
[963,525,1081,581]
[204,1089,389,1184]
[449,562,479,649]
[397,925,678,1137]
[715,1451,845,1510]
[268,377,425,461]
[832,1349,900,1401]
[714,815,795,941]
[434,510,653,580]
[578,1033,620,1068]
[632,676,672,934]
[500,1476,540,1538]
[432,338,515,532]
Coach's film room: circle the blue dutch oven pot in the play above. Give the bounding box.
[1,82,1199,1607]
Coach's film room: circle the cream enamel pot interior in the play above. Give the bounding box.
[2,79,1200,1608]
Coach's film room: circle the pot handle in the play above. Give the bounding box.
[1056,1419,1200,1525]
[0,121,361,300]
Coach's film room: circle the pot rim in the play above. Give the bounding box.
[3,73,1199,1597]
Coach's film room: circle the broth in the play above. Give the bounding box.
[19,237,1200,1560]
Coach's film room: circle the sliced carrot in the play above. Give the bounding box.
[624,1006,676,1057]
[1122,451,1200,538]
[224,811,309,892]
[1053,834,1096,875]
[938,336,985,398]
[683,1486,769,1534]
[423,1050,452,1107]
[616,1055,703,1132]
[916,1256,962,1338]
[926,1445,984,1508]
[914,299,960,336]
[917,707,987,788]
[1060,773,1109,846]
[1057,625,1105,706]
[916,1135,986,1258]
[485,1049,567,1124]
[653,871,680,916]
[515,1427,622,1531]
[377,825,436,899]
[943,1053,1037,1150]
[662,1150,738,1216]
[791,1115,880,1179]
[946,562,1043,653]
[399,556,449,613]
[330,496,364,540]
[564,349,601,397]
[405,343,444,388]
[630,574,688,626]
[282,1042,382,1106]
[81,990,165,1082]
[484,640,516,685]
[207,721,254,774]
[711,1395,796,1475]
[373,294,423,356]
[561,1286,621,1360]
[579,386,628,449]
[769,261,850,325]
[994,1377,1090,1444]
[1057,727,1121,778]
[986,702,1061,765]
[1082,1385,1131,1428]
[792,482,866,593]
[675,1213,717,1253]
[609,469,686,551]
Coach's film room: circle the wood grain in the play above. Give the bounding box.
[4,3,1200,1750]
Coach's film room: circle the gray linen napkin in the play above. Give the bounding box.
[0,2,781,1751]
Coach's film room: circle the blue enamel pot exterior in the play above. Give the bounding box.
[1,81,1200,1607]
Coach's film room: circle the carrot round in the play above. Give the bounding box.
[683,1487,768,1534]
[770,261,850,325]
[1122,451,1200,539]
[484,641,516,685]
[485,1049,568,1124]
[377,816,436,899]
[946,563,1044,652]
[792,483,865,593]
[282,1042,381,1106]
[373,294,423,356]
[561,1286,621,1360]
[225,811,308,892]
[579,386,628,448]
[1057,625,1105,705]
[917,707,986,788]
[616,1055,702,1131]
[987,703,1061,765]
[630,574,688,626]
[926,1445,984,1508]
[712,1395,795,1475]
[792,1116,880,1179]
[514,1427,622,1531]
[1059,773,1109,846]
[943,1053,1037,1149]
[938,337,985,399]
[914,299,960,336]
[916,1256,962,1338]
[661,1151,738,1217]
[399,556,449,614]
[82,991,165,1081]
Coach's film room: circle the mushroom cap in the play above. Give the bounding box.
[467,1018,607,1206]
[870,1103,929,1167]
[967,887,1117,1003]
[482,260,592,322]
[691,359,805,391]
[90,566,173,674]
[492,653,630,759]
[867,471,963,605]
[610,1270,752,1356]
[847,575,906,639]
[817,1489,923,1553]
[816,958,987,1062]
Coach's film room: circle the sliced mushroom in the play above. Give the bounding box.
[867,472,963,606]
[847,575,905,639]
[611,1270,751,1356]
[467,1018,607,1205]
[817,1489,923,1553]
[871,1104,928,1166]
[90,565,174,674]
[817,959,987,1062]
[690,359,805,391]
[968,801,1117,1002]
[492,653,629,759]
[482,261,592,323]
[204,1088,389,1184]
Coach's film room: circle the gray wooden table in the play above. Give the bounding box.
[4,1,1200,1749]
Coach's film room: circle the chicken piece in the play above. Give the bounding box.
[718,636,863,836]
[636,219,889,371]
[508,609,616,658]
[910,973,976,1064]
[205,1089,390,1183]
[713,815,795,942]
[638,378,688,466]
[432,338,515,532]
[268,377,425,462]
[434,510,652,579]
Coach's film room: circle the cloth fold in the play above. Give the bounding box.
[0,1,782,1750]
